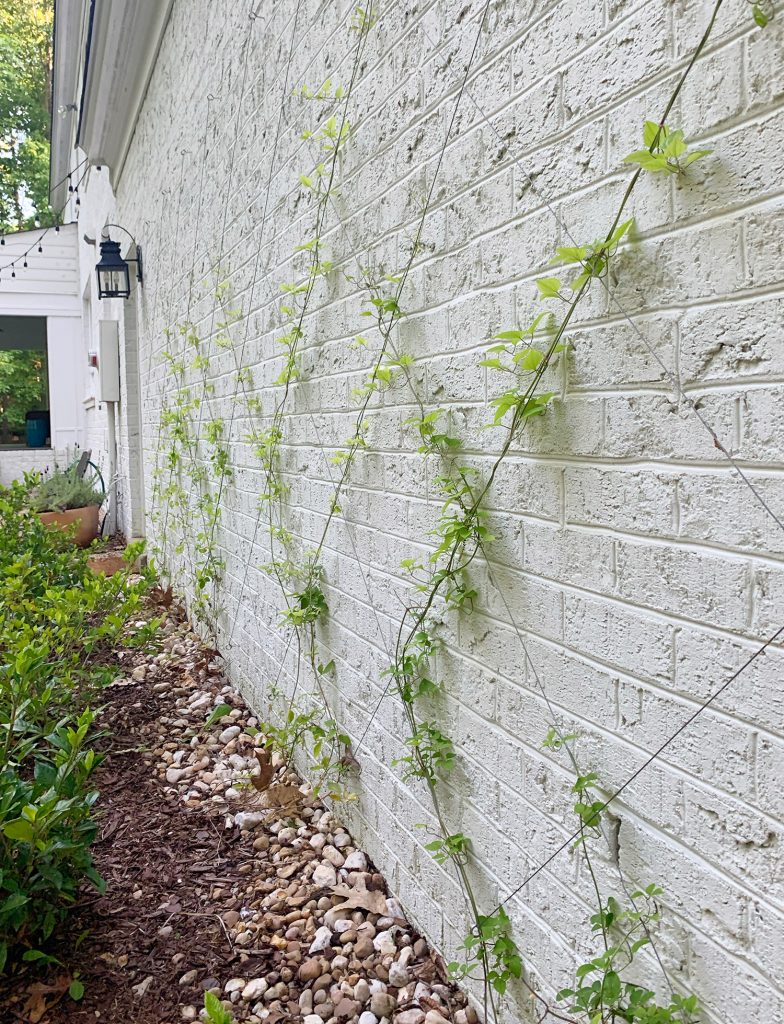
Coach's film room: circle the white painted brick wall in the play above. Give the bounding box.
[106,1,784,1020]
[0,448,63,487]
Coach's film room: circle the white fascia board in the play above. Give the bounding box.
[50,0,85,212]
[78,0,174,187]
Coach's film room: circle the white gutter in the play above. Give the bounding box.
[50,0,175,204]
[50,0,85,212]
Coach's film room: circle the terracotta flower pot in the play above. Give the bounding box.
[38,505,101,548]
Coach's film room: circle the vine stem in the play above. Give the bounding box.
[379,4,730,1020]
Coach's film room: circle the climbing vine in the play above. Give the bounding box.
[376,112,714,1020]
[145,1,776,1021]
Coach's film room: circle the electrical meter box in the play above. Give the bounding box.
[98,320,120,403]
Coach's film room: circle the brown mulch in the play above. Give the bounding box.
[0,619,278,1024]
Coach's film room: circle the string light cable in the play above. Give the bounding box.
[0,158,91,280]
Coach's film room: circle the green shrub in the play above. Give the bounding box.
[28,466,105,513]
[0,480,155,970]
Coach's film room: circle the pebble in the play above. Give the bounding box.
[131,975,153,1000]
[241,978,268,1002]
[354,935,375,959]
[354,978,370,1004]
[322,845,345,867]
[312,862,337,887]
[395,1012,425,1024]
[234,810,267,830]
[299,958,324,981]
[300,989,314,1013]
[370,992,397,1018]
[388,962,410,988]
[343,850,368,871]
[309,925,334,953]
[373,930,397,955]
[120,606,473,1024]
[335,996,359,1017]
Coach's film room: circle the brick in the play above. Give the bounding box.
[66,3,784,1018]
[679,298,784,385]
[563,590,673,681]
[678,469,784,555]
[614,538,751,626]
[564,465,676,536]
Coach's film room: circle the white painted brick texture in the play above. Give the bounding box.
[108,1,784,1020]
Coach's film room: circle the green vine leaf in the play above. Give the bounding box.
[536,276,563,299]
[624,122,711,175]
[751,1,773,26]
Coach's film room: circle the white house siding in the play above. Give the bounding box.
[105,2,784,1020]
[73,166,148,540]
[0,224,83,475]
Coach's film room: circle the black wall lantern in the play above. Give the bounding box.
[95,226,143,299]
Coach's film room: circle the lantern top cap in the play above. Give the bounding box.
[96,238,125,266]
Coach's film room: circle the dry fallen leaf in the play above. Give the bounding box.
[151,584,173,607]
[251,746,275,792]
[256,783,302,809]
[331,876,389,915]
[98,951,129,967]
[23,977,70,1023]
[339,742,361,773]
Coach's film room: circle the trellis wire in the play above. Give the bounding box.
[415,6,784,540]
[141,0,780,1005]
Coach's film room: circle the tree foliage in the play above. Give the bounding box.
[0,350,47,442]
[0,0,54,234]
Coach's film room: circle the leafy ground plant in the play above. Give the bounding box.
[0,479,155,971]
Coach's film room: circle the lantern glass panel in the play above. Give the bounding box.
[98,265,130,298]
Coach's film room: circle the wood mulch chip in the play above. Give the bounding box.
[1,598,470,1024]
[0,617,273,1024]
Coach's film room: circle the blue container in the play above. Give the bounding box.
[25,411,50,448]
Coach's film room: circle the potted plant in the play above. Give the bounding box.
[29,467,105,547]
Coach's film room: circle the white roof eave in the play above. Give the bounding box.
[50,0,84,212]
[51,0,174,206]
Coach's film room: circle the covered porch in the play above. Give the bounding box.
[0,222,85,484]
